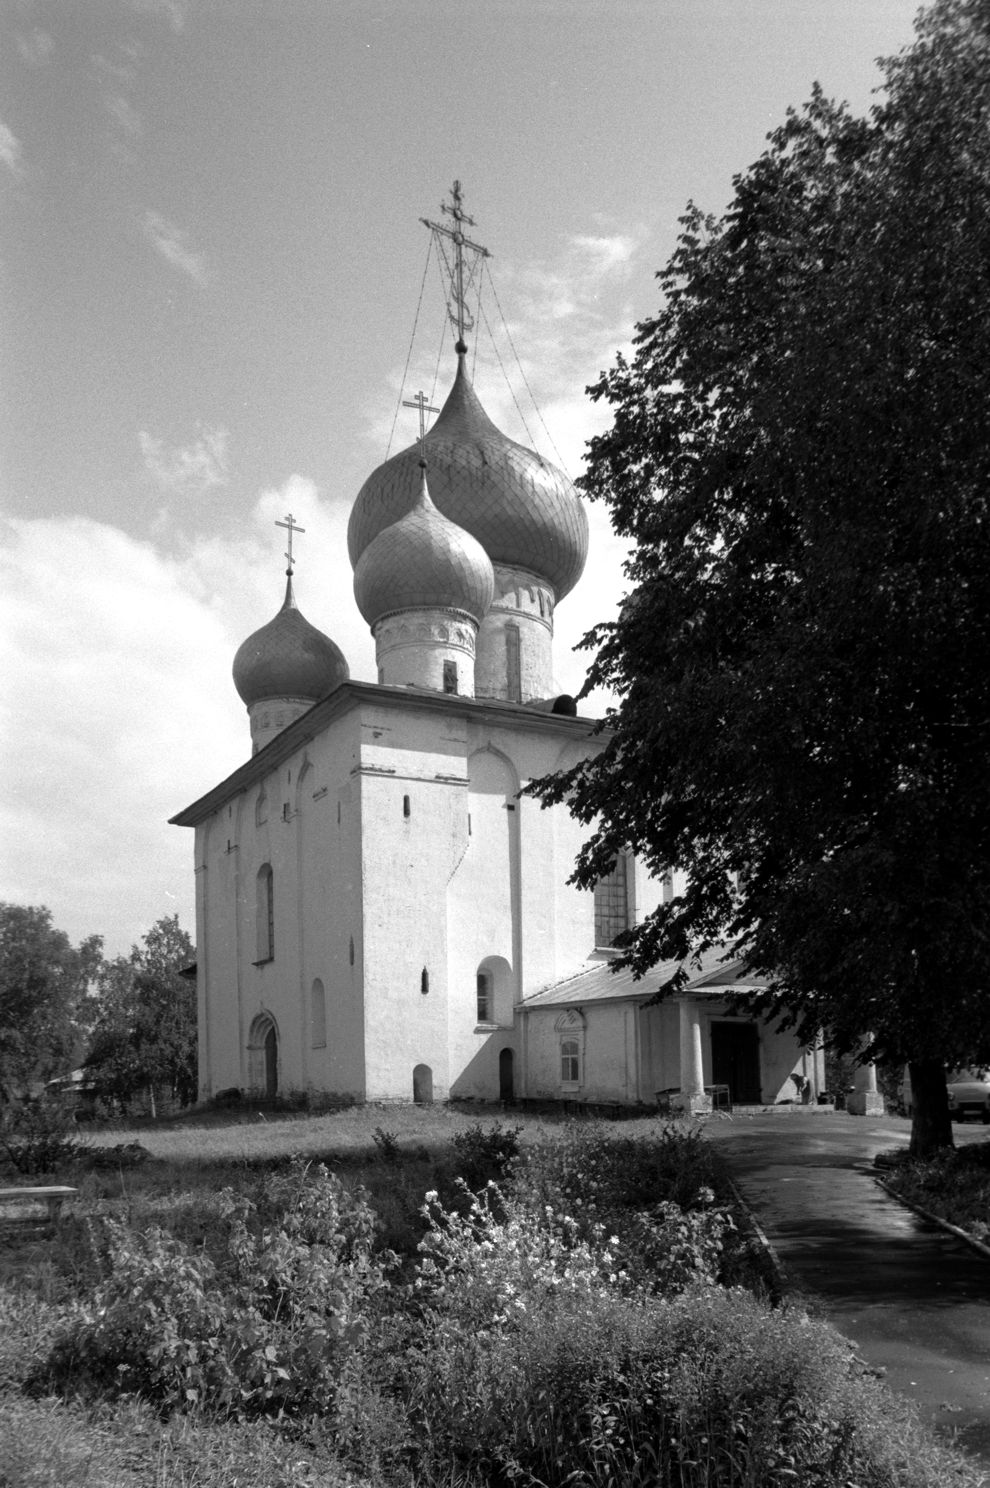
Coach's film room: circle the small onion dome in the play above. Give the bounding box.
[347,350,589,599]
[232,576,349,707]
[353,463,494,628]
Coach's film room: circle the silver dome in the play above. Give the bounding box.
[353,465,494,628]
[232,577,349,707]
[348,352,589,599]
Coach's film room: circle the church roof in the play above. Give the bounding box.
[347,351,589,599]
[520,949,767,1010]
[353,463,494,626]
[232,575,349,708]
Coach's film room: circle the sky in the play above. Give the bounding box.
[0,0,921,958]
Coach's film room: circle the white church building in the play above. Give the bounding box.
[171,192,824,1114]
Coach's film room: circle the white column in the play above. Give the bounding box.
[673,998,711,1115]
[846,1059,884,1115]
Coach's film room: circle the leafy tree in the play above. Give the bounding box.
[534,0,990,1156]
[0,904,103,1102]
[86,915,196,1115]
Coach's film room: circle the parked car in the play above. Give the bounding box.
[947,1070,990,1123]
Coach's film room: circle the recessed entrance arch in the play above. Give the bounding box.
[413,1063,433,1104]
[498,1047,514,1102]
[248,1012,279,1099]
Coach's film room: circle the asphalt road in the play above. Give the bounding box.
[704,1109,990,1462]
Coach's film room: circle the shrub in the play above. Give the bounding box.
[371,1126,400,1164]
[449,1121,521,1189]
[0,1095,90,1174]
[393,1276,973,1488]
[37,1160,395,1419]
[510,1123,737,1291]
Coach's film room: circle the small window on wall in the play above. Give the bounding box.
[560,1039,581,1087]
[594,855,629,948]
[310,978,327,1049]
[443,659,458,694]
[476,971,493,1024]
[505,623,521,703]
[256,864,274,961]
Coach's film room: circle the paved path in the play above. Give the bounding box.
[704,1110,990,1462]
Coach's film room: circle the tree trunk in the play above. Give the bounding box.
[908,1058,953,1156]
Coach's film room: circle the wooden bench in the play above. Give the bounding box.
[0,1186,77,1221]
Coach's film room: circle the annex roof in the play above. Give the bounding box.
[520,948,768,1011]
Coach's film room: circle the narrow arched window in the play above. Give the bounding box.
[421,967,429,995]
[505,623,521,703]
[310,978,327,1049]
[256,864,274,961]
[476,971,493,1023]
[594,855,629,948]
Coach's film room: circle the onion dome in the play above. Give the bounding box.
[353,462,494,628]
[232,576,349,707]
[347,349,589,599]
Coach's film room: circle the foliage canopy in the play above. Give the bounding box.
[86,914,196,1112]
[533,0,990,1144]
[0,903,102,1102]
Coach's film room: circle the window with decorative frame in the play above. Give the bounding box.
[560,1038,581,1086]
[555,1009,585,1091]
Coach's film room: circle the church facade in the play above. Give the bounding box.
[172,201,821,1112]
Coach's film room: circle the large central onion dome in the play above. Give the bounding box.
[233,576,349,707]
[347,350,589,599]
[353,462,494,628]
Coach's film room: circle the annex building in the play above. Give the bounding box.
[171,191,824,1115]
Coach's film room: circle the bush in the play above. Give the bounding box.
[449,1121,521,1189]
[393,1273,972,1488]
[510,1123,737,1291]
[36,1160,396,1419]
[0,1095,89,1174]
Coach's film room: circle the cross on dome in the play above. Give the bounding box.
[421,180,491,349]
[402,390,440,446]
[275,513,305,575]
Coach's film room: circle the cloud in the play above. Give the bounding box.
[140,426,229,500]
[142,210,208,284]
[0,118,24,179]
[16,30,54,67]
[125,0,186,31]
[106,93,143,139]
[0,483,375,958]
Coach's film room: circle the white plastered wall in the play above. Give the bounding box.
[196,708,367,1101]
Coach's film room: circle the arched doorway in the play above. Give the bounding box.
[248,1013,279,1099]
[498,1048,514,1102]
[263,1025,278,1099]
[413,1063,433,1104]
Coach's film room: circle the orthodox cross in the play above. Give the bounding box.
[402,389,440,445]
[275,513,305,575]
[421,180,491,347]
